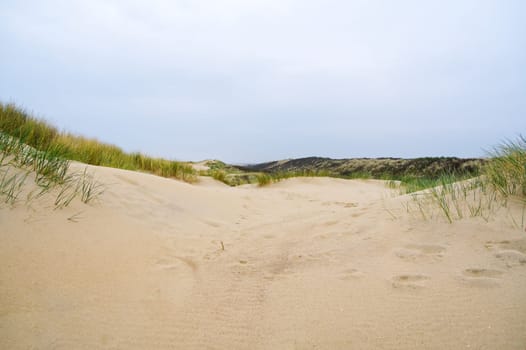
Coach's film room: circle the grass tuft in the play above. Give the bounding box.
[256,173,272,186]
[485,135,526,198]
[404,136,526,225]
[0,132,105,209]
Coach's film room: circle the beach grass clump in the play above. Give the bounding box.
[200,160,262,186]
[0,132,104,208]
[256,173,272,186]
[0,102,196,183]
[209,170,260,186]
[0,133,70,185]
[485,135,526,199]
[52,168,104,208]
[0,103,59,150]
[0,168,29,205]
[389,171,479,195]
[407,177,502,223]
[210,170,227,183]
[405,136,526,225]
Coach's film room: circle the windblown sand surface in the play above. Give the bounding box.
[1,164,526,349]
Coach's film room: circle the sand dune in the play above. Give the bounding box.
[1,163,526,349]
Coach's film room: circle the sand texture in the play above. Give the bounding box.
[1,163,526,349]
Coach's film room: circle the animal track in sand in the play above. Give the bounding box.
[495,250,526,267]
[391,274,429,289]
[457,268,503,288]
[315,233,330,240]
[485,238,526,253]
[340,268,364,280]
[498,238,526,253]
[351,208,369,218]
[337,201,358,208]
[321,201,358,208]
[203,220,221,228]
[394,244,446,263]
[324,220,339,226]
[462,268,503,278]
[485,239,526,268]
[155,255,199,273]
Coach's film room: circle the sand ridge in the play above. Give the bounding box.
[1,164,526,349]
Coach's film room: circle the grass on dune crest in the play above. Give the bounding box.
[0,102,196,183]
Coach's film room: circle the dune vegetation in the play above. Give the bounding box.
[0,102,198,208]
[0,102,196,183]
[0,132,104,208]
[485,136,526,198]
[402,136,526,224]
[238,156,484,190]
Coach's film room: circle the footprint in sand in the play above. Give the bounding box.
[460,268,503,288]
[462,268,504,278]
[485,238,526,252]
[332,201,358,208]
[394,244,446,263]
[155,255,198,273]
[485,239,526,268]
[340,268,364,280]
[495,250,526,267]
[203,220,221,228]
[321,201,356,208]
[155,257,178,270]
[391,274,429,289]
[351,208,368,218]
[323,220,339,226]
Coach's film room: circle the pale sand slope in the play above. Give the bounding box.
[1,163,526,349]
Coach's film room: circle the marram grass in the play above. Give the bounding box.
[0,132,104,208]
[404,136,526,225]
[0,102,196,183]
[485,135,526,198]
[0,101,194,209]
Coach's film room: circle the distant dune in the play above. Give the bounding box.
[238,156,484,178]
[1,160,525,349]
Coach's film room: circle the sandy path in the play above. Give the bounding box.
[1,164,525,349]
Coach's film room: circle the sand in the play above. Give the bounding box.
[1,163,526,349]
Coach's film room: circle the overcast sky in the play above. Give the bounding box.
[1,0,525,163]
